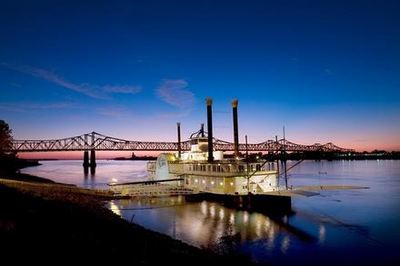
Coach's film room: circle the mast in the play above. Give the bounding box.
[206,97,214,163]
[232,99,239,158]
[246,135,249,194]
[177,122,181,159]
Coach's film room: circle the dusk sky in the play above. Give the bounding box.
[1,0,399,157]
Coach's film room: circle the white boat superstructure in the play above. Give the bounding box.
[147,137,280,195]
[146,97,284,196]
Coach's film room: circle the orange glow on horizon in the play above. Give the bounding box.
[18,151,161,160]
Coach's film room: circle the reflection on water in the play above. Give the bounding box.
[107,196,301,252]
[22,159,400,264]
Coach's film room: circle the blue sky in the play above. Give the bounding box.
[0,0,399,152]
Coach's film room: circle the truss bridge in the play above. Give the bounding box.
[12,131,352,153]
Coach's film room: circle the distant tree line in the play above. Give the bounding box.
[0,120,39,175]
[228,150,400,161]
[0,120,13,156]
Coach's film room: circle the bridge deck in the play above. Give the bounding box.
[10,131,353,152]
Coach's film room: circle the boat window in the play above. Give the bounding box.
[256,164,261,171]
[239,165,244,172]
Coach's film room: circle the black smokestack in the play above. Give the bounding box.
[177,122,181,159]
[232,99,239,158]
[206,97,214,163]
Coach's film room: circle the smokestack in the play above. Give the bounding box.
[206,97,214,163]
[200,123,205,137]
[232,99,239,158]
[177,122,181,159]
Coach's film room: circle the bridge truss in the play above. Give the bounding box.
[11,132,353,153]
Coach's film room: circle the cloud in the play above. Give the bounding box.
[103,85,141,94]
[96,106,132,118]
[0,101,77,112]
[154,110,191,119]
[7,82,21,87]
[156,79,195,108]
[1,63,141,99]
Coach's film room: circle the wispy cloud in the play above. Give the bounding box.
[7,82,21,87]
[156,79,195,109]
[0,101,78,112]
[96,106,133,118]
[154,110,192,120]
[1,63,141,99]
[103,85,142,94]
[324,68,333,75]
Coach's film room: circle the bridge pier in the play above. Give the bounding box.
[83,150,90,167]
[90,149,96,168]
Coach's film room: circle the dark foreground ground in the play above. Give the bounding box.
[0,175,252,265]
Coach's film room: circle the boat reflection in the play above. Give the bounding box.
[108,196,319,253]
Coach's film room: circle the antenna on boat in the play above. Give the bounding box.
[206,97,214,163]
[275,135,280,184]
[232,99,239,158]
[177,122,181,160]
[283,126,286,143]
[283,126,288,190]
[245,135,250,194]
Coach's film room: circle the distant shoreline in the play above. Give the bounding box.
[114,156,157,161]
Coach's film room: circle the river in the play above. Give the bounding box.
[21,159,400,265]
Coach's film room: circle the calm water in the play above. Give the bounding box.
[22,160,400,265]
[22,160,148,189]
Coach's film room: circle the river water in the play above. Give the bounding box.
[21,159,400,265]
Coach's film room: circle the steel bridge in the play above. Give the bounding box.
[11,131,353,153]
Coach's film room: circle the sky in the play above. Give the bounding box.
[0,0,399,158]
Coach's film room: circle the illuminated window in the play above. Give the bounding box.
[202,180,206,184]
[195,179,198,183]
[219,182,223,186]
[230,182,234,186]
